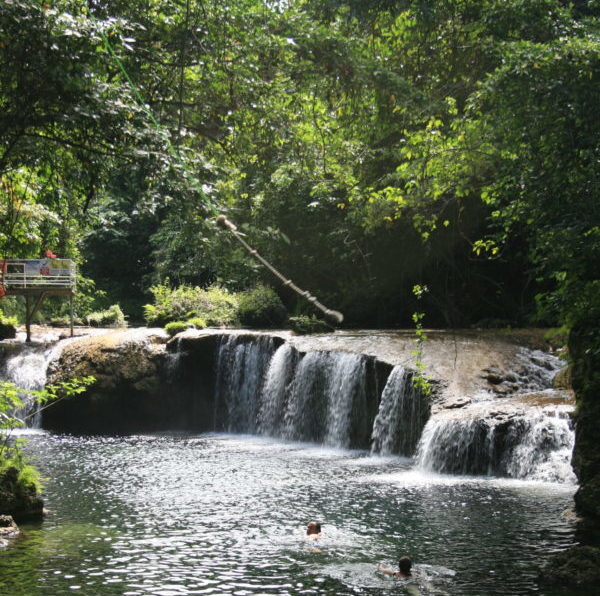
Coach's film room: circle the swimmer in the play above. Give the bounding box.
[306,521,321,540]
[378,556,415,579]
[306,521,322,553]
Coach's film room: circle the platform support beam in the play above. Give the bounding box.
[25,292,47,342]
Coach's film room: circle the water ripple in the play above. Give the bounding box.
[0,432,586,596]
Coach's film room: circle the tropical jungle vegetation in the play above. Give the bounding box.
[0,0,599,566]
[0,0,596,334]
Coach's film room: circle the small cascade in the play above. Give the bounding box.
[281,351,330,442]
[514,348,564,392]
[257,343,297,436]
[416,403,575,483]
[201,331,576,481]
[214,335,277,433]
[370,365,430,456]
[279,351,369,447]
[502,407,575,482]
[0,343,60,427]
[165,336,184,381]
[323,353,367,448]
[416,417,496,476]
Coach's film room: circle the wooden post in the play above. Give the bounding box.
[25,294,31,343]
[70,293,74,337]
[24,292,46,342]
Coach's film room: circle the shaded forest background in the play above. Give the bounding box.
[1,0,598,330]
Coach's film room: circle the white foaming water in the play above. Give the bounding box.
[503,406,575,483]
[370,365,429,456]
[280,351,368,447]
[216,338,376,449]
[416,404,575,483]
[214,335,276,433]
[183,332,576,484]
[513,348,564,393]
[1,343,61,427]
[323,353,366,448]
[258,343,296,436]
[282,351,326,441]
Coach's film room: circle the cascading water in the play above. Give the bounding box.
[0,343,60,427]
[502,406,575,482]
[370,365,430,456]
[212,336,427,452]
[323,353,367,448]
[415,403,575,482]
[209,332,575,483]
[257,343,297,436]
[214,335,277,433]
[281,351,368,447]
[413,343,575,482]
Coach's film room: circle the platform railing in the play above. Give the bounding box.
[1,258,76,290]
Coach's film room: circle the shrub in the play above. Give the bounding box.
[86,304,127,328]
[164,321,189,337]
[48,315,84,327]
[143,283,239,327]
[0,313,17,340]
[0,377,94,517]
[237,285,288,328]
[187,317,207,329]
[288,315,331,335]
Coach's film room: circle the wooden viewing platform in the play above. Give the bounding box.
[0,258,76,341]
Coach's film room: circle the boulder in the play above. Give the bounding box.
[43,329,218,434]
[0,514,20,548]
[0,466,43,522]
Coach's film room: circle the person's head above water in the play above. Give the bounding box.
[398,557,412,576]
[306,521,321,535]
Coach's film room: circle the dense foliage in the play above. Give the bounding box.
[0,0,597,332]
[237,285,288,328]
[143,283,239,326]
[0,376,95,516]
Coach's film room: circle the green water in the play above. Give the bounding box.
[0,431,587,595]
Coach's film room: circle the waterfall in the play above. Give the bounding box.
[416,404,576,483]
[501,407,575,482]
[257,343,296,436]
[206,333,574,482]
[279,351,368,447]
[416,416,497,476]
[370,365,430,456]
[323,353,367,448]
[212,337,424,452]
[281,351,329,443]
[214,335,276,433]
[0,344,59,428]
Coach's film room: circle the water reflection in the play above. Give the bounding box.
[0,432,591,595]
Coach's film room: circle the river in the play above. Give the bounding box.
[0,430,586,596]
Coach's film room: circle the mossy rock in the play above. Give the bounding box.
[289,315,331,335]
[0,466,43,521]
[164,320,189,337]
[553,365,572,389]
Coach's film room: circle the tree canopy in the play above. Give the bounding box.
[0,0,598,329]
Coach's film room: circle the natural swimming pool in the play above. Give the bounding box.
[0,431,587,595]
